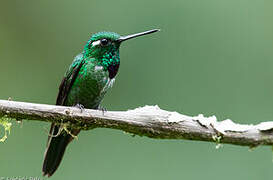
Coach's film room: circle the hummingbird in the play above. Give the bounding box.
[42,29,159,177]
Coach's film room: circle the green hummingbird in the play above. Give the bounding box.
[42,29,159,177]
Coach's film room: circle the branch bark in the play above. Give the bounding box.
[0,99,273,147]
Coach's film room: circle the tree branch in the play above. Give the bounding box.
[0,99,273,147]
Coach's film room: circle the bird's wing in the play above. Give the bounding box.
[56,54,84,105]
[46,54,84,144]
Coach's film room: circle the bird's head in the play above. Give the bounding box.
[83,29,159,78]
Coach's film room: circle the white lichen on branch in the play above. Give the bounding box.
[0,99,273,147]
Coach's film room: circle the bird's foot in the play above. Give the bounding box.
[98,105,107,115]
[75,103,85,113]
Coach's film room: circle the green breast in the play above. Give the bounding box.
[66,59,112,109]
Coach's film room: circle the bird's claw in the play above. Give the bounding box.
[98,105,107,115]
[75,103,85,113]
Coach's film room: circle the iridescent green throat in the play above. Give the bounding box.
[83,32,121,78]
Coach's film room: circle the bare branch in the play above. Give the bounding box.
[0,99,273,147]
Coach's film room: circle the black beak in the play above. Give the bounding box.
[118,29,160,43]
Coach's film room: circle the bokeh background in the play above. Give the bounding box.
[1,0,273,179]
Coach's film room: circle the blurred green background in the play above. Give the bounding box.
[0,0,273,179]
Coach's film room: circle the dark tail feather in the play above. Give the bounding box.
[42,123,79,177]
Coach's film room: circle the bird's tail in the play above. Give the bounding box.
[42,123,79,177]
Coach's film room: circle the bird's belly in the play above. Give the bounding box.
[66,64,111,109]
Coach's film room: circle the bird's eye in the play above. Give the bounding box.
[100,39,109,46]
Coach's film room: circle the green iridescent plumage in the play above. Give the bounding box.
[84,32,121,70]
[42,29,159,177]
[66,32,122,107]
